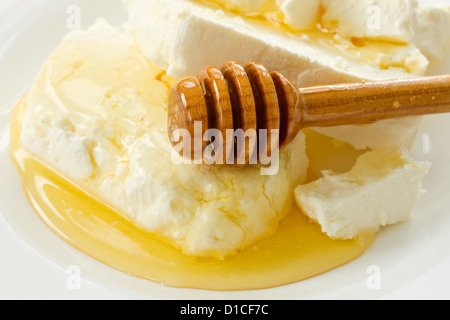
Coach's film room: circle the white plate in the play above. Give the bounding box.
[1,0,450,300]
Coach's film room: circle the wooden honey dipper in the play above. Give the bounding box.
[168,61,450,165]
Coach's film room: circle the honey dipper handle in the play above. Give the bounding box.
[299,75,450,128]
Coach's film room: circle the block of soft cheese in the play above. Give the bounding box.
[295,148,430,240]
[123,0,425,86]
[20,20,309,259]
[312,117,422,151]
[413,5,450,61]
[123,0,432,151]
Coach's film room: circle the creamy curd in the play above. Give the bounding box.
[18,20,309,260]
[296,147,430,240]
[194,0,437,74]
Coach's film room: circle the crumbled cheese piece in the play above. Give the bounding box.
[295,148,430,239]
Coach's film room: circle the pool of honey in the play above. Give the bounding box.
[10,97,375,291]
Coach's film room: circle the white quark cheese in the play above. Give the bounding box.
[413,5,450,62]
[321,0,418,43]
[321,0,450,71]
[295,148,430,240]
[20,20,309,259]
[312,117,422,151]
[123,0,422,86]
[277,0,320,30]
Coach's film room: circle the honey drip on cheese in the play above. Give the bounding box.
[10,96,375,291]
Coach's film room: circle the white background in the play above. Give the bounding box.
[1,0,450,300]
